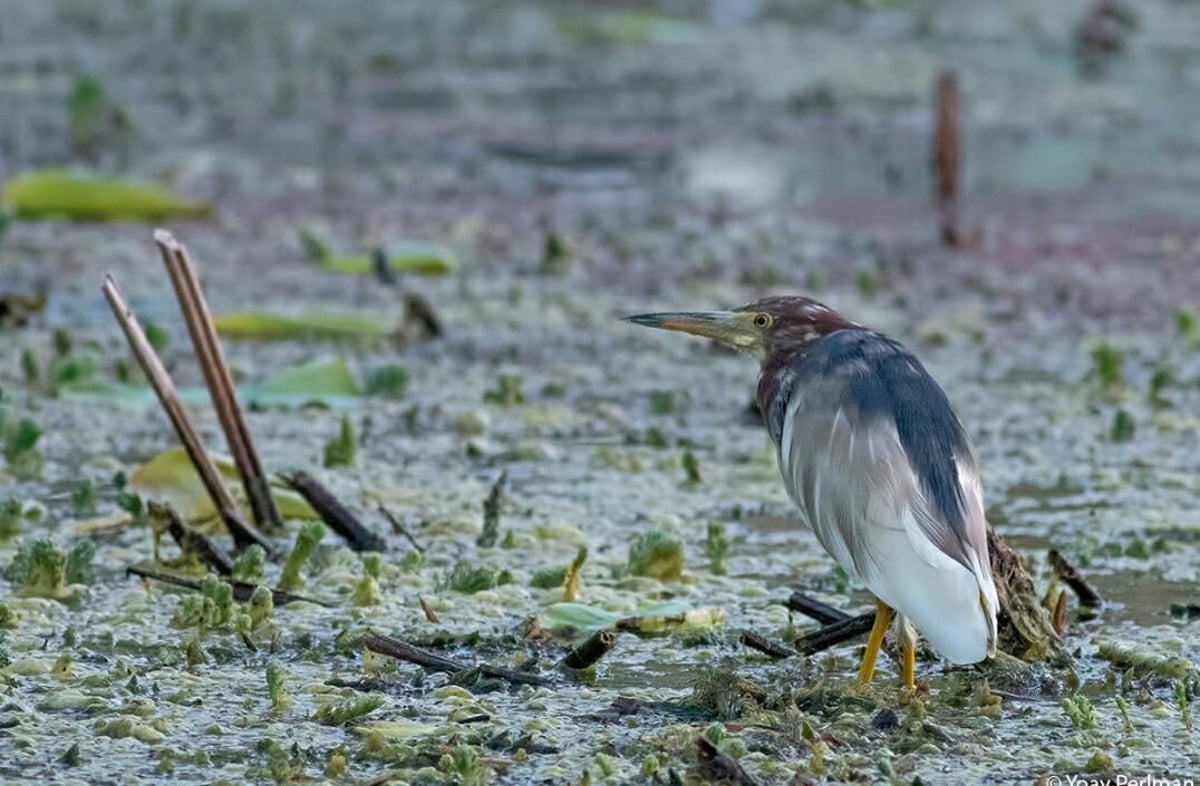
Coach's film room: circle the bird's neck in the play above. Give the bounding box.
[755,347,809,444]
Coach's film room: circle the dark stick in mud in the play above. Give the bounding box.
[785,591,851,625]
[125,564,330,606]
[154,502,234,575]
[281,470,385,552]
[102,275,272,554]
[793,612,877,655]
[363,630,552,687]
[155,229,283,533]
[1048,548,1103,607]
[696,738,764,786]
[560,629,618,671]
[739,630,797,660]
[478,470,506,548]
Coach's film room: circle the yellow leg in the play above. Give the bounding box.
[901,635,916,689]
[856,600,895,685]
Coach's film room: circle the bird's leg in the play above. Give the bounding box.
[856,599,895,685]
[899,623,917,690]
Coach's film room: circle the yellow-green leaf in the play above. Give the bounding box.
[251,359,362,400]
[319,241,456,276]
[130,448,316,521]
[2,170,210,221]
[214,311,393,342]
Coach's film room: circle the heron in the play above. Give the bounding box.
[625,295,998,688]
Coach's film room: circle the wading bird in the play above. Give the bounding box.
[626,296,998,688]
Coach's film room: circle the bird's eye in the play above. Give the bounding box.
[753,313,772,328]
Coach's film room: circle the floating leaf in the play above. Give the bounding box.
[214,311,393,342]
[542,600,725,638]
[319,241,456,277]
[130,448,316,521]
[2,170,210,221]
[251,359,362,401]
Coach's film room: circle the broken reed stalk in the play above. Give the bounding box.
[362,630,551,687]
[125,564,329,606]
[102,275,271,554]
[785,591,851,625]
[282,470,385,552]
[155,230,283,533]
[794,612,876,655]
[478,470,506,548]
[739,630,797,660]
[1048,548,1103,607]
[153,502,233,575]
[932,69,964,247]
[418,595,440,624]
[696,738,764,786]
[560,629,618,671]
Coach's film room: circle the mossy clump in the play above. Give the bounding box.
[704,522,730,575]
[1091,343,1123,388]
[436,561,513,594]
[4,538,94,599]
[230,544,267,584]
[278,521,326,592]
[323,414,356,468]
[172,575,237,631]
[313,694,385,725]
[627,529,684,580]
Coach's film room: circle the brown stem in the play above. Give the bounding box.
[282,470,385,552]
[102,275,271,554]
[378,504,424,553]
[155,229,283,533]
[1048,548,1103,607]
[793,612,877,655]
[362,630,551,687]
[785,591,851,625]
[125,564,329,606]
[153,502,233,575]
[739,630,797,660]
[560,629,617,671]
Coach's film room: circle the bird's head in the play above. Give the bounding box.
[625,295,857,360]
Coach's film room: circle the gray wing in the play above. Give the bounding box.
[771,331,989,582]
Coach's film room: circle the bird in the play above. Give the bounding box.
[625,295,998,688]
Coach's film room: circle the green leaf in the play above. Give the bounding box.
[214,311,394,342]
[317,241,455,276]
[2,170,210,221]
[130,448,316,521]
[252,359,362,400]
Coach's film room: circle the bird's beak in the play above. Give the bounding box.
[624,311,758,350]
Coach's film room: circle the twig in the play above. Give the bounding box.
[362,630,552,687]
[1051,589,1069,636]
[739,630,796,660]
[1048,548,1103,608]
[125,564,330,606]
[560,629,618,671]
[282,470,385,552]
[418,595,440,624]
[102,275,271,554]
[155,230,283,533]
[696,738,763,786]
[478,470,506,548]
[378,504,424,553]
[793,612,877,655]
[785,591,851,625]
[932,70,960,205]
[153,502,233,575]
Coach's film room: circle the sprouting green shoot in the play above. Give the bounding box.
[705,522,730,576]
[682,448,702,484]
[365,365,410,399]
[0,498,22,540]
[436,561,512,594]
[266,662,289,714]
[1110,409,1135,442]
[352,573,382,607]
[483,374,526,406]
[72,480,96,516]
[323,414,356,468]
[248,585,274,630]
[4,416,43,479]
[278,521,326,592]
[5,538,93,599]
[1062,695,1097,730]
[313,694,384,725]
[531,566,567,589]
[1091,343,1123,388]
[362,553,383,580]
[439,744,488,786]
[1177,681,1193,732]
[173,575,237,631]
[1115,695,1134,732]
[627,529,684,580]
[562,546,588,602]
[231,544,267,584]
[1149,367,1173,402]
[1178,309,1197,338]
[20,349,38,385]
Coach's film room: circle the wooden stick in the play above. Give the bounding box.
[793,612,877,655]
[155,229,283,533]
[282,470,385,552]
[785,591,851,625]
[739,630,797,660]
[125,564,328,606]
[362,630,551,687]
[560,629,617,671]
[102,275,271,554]
[379,503,424,553]
[1048,548,1103,607]
[153,502,233,575]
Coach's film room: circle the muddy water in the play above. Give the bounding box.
[1,1,1199,784]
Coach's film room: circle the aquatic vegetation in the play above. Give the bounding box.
[681,448,702,484]
[1110,409,1134,441]
[3,413,44,480]
[213,311,395,342]
[627,529,684,579]
[323,414,356,467]
[230,544,267,583]
[562,546,588,601]
[278,521,326,592]
[266,663,289,714]
[436,561,513,593]
[483,374,526,406]
[314,694,385,725]
[1062,695,1096,730]
[1,170,209,221]
[4,538,94,599]
[364,365,410,399]
[1091,343,1123,388]
[704,522,730,575]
